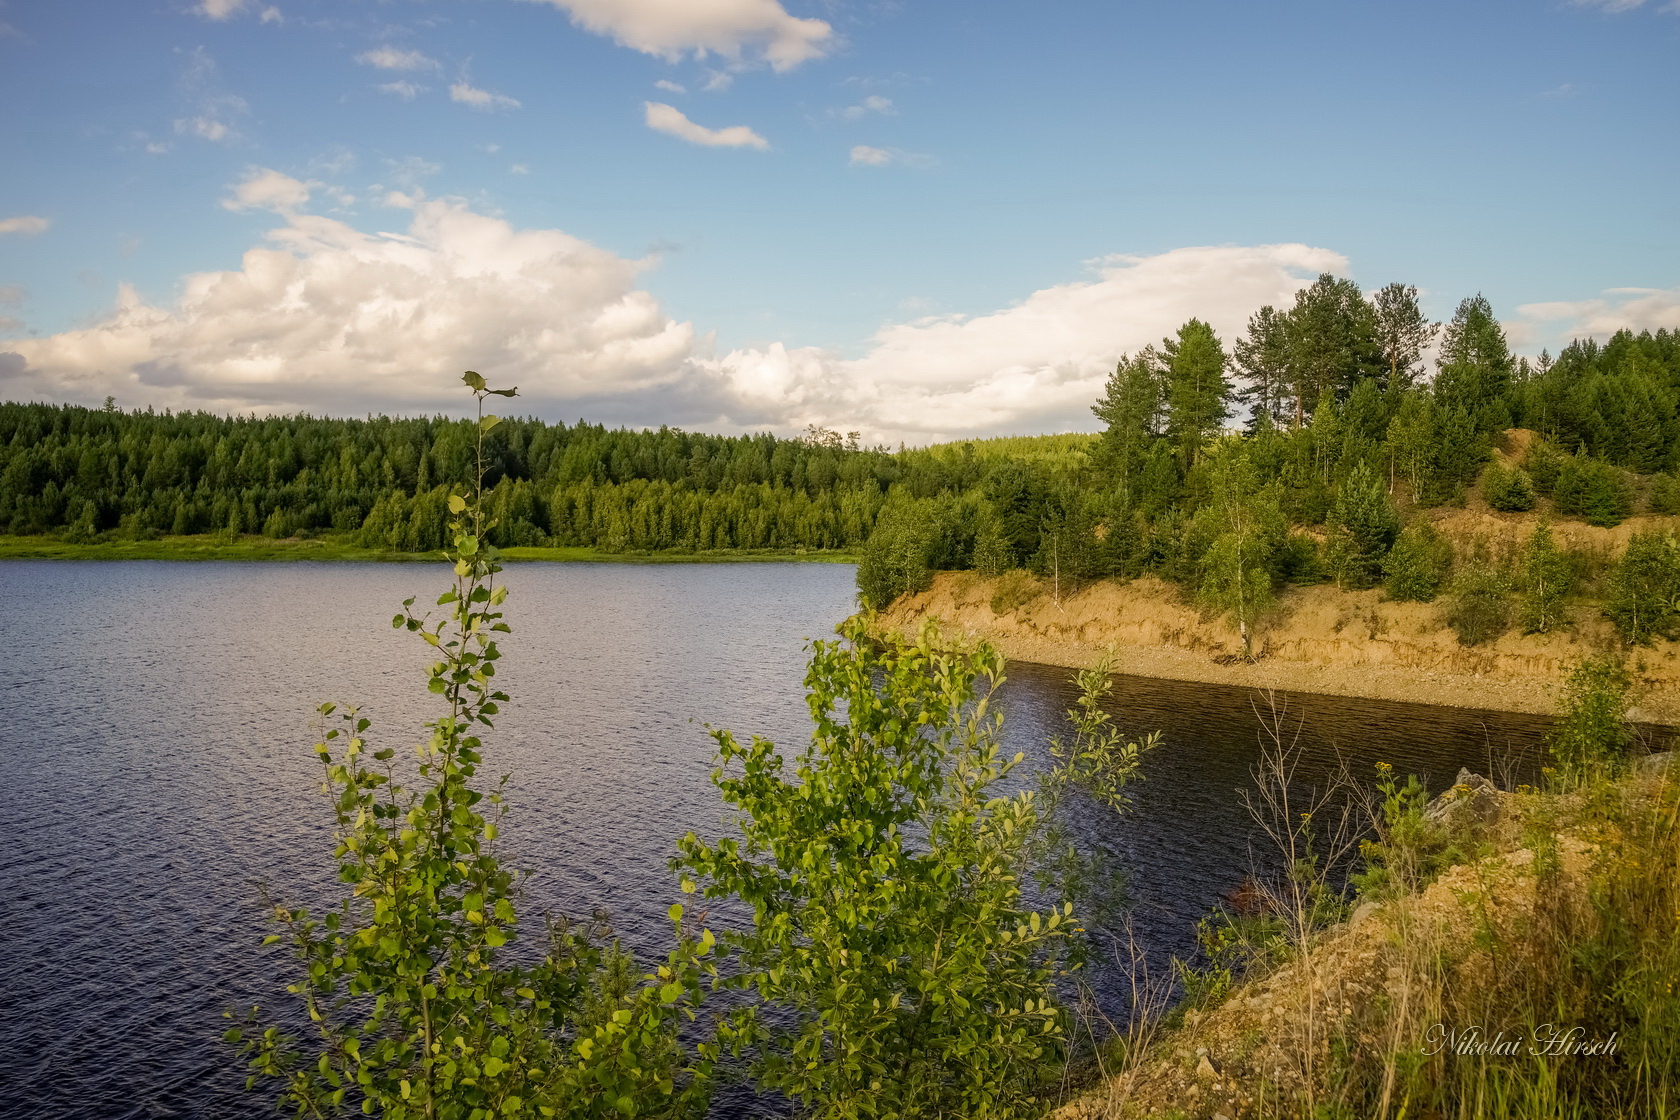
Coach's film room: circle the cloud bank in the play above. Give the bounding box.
[529,0,832,71]
[0,181,1359,442]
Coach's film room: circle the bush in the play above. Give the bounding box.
[1649,472,1680,515]
[1446,559,1511,645]
[1525,438,1563,495]
[674,621,1075,1118]
[1519,520,1573,634]
[856,497,939,609]
[1382,520,1453,603]
[1479,462,1535,511]
[1553,456,1633,527]
[1604,530,1680,645]
[1545,657,1633,783]
[1325,461,1400,588]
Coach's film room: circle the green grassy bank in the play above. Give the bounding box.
[0,534,858,565]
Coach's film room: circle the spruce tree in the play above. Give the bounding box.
[1161,319,1232,472]
[1326,460,1400,588]
[1382,519,1452,603]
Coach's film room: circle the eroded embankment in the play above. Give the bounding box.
[872,559,1680,726]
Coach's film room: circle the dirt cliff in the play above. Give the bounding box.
[872,529,1680,726]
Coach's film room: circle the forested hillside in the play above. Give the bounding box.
[3,277,1678,633]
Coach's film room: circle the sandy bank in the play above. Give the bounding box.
[872,567,1680,726]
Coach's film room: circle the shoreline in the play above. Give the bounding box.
[0,534,859,565]
[873,570,1680,727]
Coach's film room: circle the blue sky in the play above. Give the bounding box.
[1,0,1677,441]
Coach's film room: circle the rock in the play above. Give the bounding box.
[1196,1052,1220,1080]
[1349,900,1380,930]
[1424,768,1501,831]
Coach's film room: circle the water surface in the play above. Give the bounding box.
[0,561,1574,1118]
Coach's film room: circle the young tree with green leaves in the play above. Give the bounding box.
[229,373,716,1120]
[1198,440,1283,657]
[1324,460,1399,589]
[673,620,1077,1120]
[1382,519,1453,603]
[1519,519,1571,634]
[1546,657,1634,784]
[1605,530,1680,645]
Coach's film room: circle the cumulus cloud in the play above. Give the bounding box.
[2,200,694,418]
[357,47,438,70]
[644,102,767,148]
[0,215,51,236]
[221,168,313,213]
[654,78,686,93]
[695,245,1347,441]
[450,82,521,110]
[1515,286,1680,343]
[1,199,1348,443]
[260,7,281,24]
[849,145,890,166]
[526,0,831,71]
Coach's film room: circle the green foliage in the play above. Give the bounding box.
[1324,460,1399,589]
[1043,656,1158,815]
[673,620,1075,1119]
[1604,529,1680,645]
[1162,319,1231,470]
[1382,519,1453,603]
[1518,520,1572,634]
[1479,461,1535,511]
[1545,657,1633,783]
[1553,454,1633,527]
[855,495,939,609]
[1649,472,1680,515]
[229,375,715,1119]
[1196,441,1283,654]
[1434,294,1516,434]
[1445,556,1512,646]
[1350,763,1461,900]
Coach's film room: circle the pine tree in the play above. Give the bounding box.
[1161,319,1231,472]
[1371,282,1439,394]
[1325,460,1400,588]
[1433,295,1515,435]
[1281,274,1382,426]
[1232,305,1292,429]
[1091,350,1164,493]
[1382,519,1452,603]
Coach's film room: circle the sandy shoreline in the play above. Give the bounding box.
[873,570,1680,726]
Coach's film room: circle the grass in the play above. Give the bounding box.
[0,534,859,565]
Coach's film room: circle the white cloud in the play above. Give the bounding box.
[379,80,425,100]
[450,82,521,110]
[2,200,695,418]
[1,194,1349,442]
[197,0,248,19]
[510,163,530,175]
[222,168,313,213]
[835,94,893,120]
[701,69,733,91]
[0,215,51,236]
[526,0,831,71]
[357,47,438,71]
[694,245,1347,441]
[259,6,281,23]
[1570,0,1650,10]
[644,102,767,148]
[849,145,891,166]
[654,79,686,93]
[1516,286,1680,343]
[175,116,234,142]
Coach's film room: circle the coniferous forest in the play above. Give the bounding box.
[3,278,1678,628]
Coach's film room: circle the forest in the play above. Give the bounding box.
[2,277,1679,634]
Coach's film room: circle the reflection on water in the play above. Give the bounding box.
[0,560,1628,1118]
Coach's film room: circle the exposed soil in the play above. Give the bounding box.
[872,509,1680,726]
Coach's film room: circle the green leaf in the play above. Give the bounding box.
[480,414,501,433]
[448,494,467,514]
[462,370,487,391]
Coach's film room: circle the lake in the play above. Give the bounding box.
[0,560,1564,1118]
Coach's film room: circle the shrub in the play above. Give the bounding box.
[674,620,1076,1119]
[1545,656,1633,783]
[1604,530,1680,645]
[856,497,938,609]
[1479,461,1535,511]
[1525,438,1564,495]
[1382,520,1453,603]
[1650,472,1680,515]
[1445,559,1511,645]
[230,374,714,1119]
[1553,456,1633,527]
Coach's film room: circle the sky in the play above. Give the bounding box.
[1,0,1678,444]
